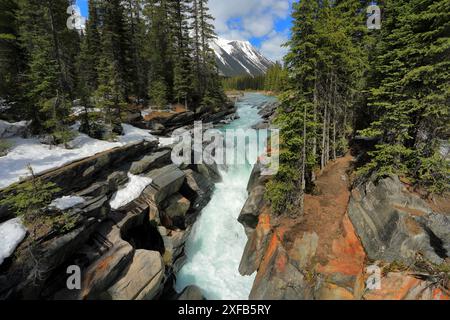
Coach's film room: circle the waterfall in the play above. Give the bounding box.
[175,93,276,300]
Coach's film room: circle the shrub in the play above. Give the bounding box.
[414,152,449,194]
[0,139,12,156]
[0,165,61,223]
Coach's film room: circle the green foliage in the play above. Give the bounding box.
[222,74,266,91]
[266,0,369,215]
[52,127,76,146]
[0,0,26,109]
[264,63,287,92]
[357,144,413,178]
[0,166,61,222]
[360,0,450,193]
[3,0,226,140]
[0,139,12,155]
[149,78,169,109]
[17,0,80,136]
[222,63,287,92]
[414,152,450,194]
[50,212,78,233]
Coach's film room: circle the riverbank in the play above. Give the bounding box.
[0,97,237,299]
[239,151,450,300]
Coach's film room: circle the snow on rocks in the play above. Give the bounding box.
[0,98,11,112]
[0,120,29,139]
[140,107,153,118]
[70,106,101,117]
[49,196,85,211]
[109,173,153,210]
[0,123,157,189]
[0,218,27,266]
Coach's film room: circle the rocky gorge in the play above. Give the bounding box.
[0,92,448,301]
[0,101,235,300]
[238,141,450,300]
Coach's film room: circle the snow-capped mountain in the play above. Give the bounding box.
[211,37,274,77]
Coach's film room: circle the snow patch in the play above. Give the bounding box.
[0,120,29,139]
[109,173,153,210]
[0,124,157,189]
[158,136,176,147]
[70,106,101,117]
[211,37,273,77]
[49,196,85,210]
[140,107,153,118]
[0,98,11,112]
[0,218,27,266]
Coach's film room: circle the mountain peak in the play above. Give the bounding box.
[212,37,274,77]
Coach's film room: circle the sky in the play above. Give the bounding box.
[75,0,293,62]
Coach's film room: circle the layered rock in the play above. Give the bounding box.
[107,249,164,300]
[348,175,449,265]
[238,155,449,300]
[135,102,236,136]
[0,137,222,300]
[129,149,171,175]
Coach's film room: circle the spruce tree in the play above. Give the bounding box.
[0,0,26,113]
[170,0,194,108]
[17,0,80,142]
[145,0,173,108]
[76,0,102,133]
[266,0,369,215]
[360,0,450,193]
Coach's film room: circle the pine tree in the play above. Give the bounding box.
[0,0,26,112]
[196,0,225,109]
[101,0,132,101]
[145,0,173,108]
[266,0,320,216]
[17,0,80,142]
[360,0,450,193]
[123,0,148,102]
[76,0,102,133]
[170,0,194,108]
[77,0,101,94]
[266,0,369,215]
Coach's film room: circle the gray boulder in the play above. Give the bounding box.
[180,169,214,213]
[144,164,186,204]
[0,120,29,138]
[238,185,266,231]
[177,285,206,300]
[196,163,222,183]
[161,228,189,272]
[107,171,129,191]
[107,249,164,300]
[164,194,190,221]
[348,175,449,265]
[76,181,110,198]
[129,149,171,175]
[249,245,313,300]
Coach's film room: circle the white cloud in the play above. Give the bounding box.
[260,31,289,62]
[209,0,291,61]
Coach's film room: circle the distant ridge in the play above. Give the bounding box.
[211,37,274,77]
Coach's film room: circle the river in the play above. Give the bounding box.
[174,93,277,299]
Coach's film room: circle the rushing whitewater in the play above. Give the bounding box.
[175,93,277,300]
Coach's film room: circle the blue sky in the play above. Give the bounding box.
[76,0,293,61]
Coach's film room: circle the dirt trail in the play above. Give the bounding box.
[283,154,364,265]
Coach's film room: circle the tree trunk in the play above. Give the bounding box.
[312,66,318,181]
[332,73,337,161]
[321,102,327,170]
